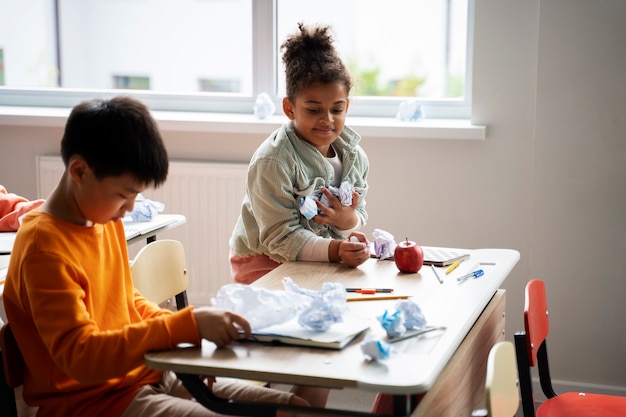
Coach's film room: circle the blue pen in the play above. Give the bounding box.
[457,269,484,283]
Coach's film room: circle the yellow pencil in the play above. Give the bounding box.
[445,259,463,275]
[347,294,409,302]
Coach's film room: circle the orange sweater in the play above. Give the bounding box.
[4,212,201,417]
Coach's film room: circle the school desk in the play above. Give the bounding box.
[144,248,519,417]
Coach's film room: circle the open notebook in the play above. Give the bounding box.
[241,316,372,350]
[369,243,469,267]
[421,246,470,267]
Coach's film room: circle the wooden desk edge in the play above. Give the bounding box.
[411,289,506,417]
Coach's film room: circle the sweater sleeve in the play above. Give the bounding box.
[0,185,45,232]
[248,158,315,261]
[21,251,201,385]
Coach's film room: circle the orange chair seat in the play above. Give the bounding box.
[537,391,626,417]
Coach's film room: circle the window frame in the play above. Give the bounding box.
[0,0,484,140]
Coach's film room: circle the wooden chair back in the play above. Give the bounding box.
[131,239,189,309]
[485,341,519,417]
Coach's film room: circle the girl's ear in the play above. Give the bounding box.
[282,97,295,120]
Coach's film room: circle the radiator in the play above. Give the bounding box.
[37,155,248,306]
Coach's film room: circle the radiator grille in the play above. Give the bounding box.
[37,155,248,306]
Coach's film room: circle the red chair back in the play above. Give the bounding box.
[523,279,549,367]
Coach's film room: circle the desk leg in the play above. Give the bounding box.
[393,395,409,416]
[410,290,506,417]
[392,394,422,416]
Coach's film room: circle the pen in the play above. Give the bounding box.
[387,325,447,344]
[445,259,464,275]
[430,265,444,284]
[457,269,484,283]
[345,288,394,293]
[347,294,409,302]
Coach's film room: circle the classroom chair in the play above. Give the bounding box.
[514,279,626,417]
[130,239,270,391]
[1,322,36,417]
[0,322,21,417]
[472,341,520,417]
[131,239,189,310]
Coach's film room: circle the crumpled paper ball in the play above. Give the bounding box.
[379,300,427,339]
[395,300,427,329]
[298,181,354,220]
[372,228,396,260]
[213,277,347,332]
[212,282,310,330]
[361,299,428,362]
[253,92,276,119]
[361,334,391,361]
[123,194,164,222]
[396,99,424,121]
[378,309,406,338]
[283,278,347,331]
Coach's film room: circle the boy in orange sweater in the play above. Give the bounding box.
[3,96,310,417]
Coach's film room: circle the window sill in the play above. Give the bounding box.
[0,106,486,140]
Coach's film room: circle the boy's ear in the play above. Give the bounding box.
[67,157,89,185]
[282,97,295,120]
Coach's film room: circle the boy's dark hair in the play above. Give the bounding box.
[281,23,352,101]
[61,96,168,187]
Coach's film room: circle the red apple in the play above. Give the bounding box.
[394,238,424,273]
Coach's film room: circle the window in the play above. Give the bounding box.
[113,76,150,90]
[0,0,472,120]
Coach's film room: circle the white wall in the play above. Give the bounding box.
[1,0,625,395]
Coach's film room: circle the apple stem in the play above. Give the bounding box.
[405,237,409,244]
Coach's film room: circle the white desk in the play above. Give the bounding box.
[0,233,15,255]
[123,214,186,245]
[145,248,519,417]
[0,214,186,255]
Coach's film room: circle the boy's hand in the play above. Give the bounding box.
[193,307,251,348]
[313,188,359,230]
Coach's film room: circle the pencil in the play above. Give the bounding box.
[347,294,409,302]
[431,264,444,284]
[445,259,463,275]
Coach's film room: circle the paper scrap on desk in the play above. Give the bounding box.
[213,277,349,332]
[372,228,396,260]
[123,194,164,222]
[213,283,310,330]
[378,300,427,339]
[361,335,391,361]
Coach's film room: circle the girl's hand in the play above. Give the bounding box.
[329,233,370,267]
[313,188,360,230]
[337,239,370,267]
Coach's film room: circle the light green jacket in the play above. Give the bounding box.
[230,121,369,263]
